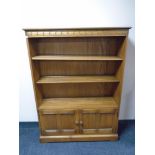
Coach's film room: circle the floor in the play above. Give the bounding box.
[19,120,135,155]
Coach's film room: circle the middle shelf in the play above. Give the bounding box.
[32,55,123,61]
[36,76,119,84]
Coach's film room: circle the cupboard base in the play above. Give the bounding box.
[40,134,118,143]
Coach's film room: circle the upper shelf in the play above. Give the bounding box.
[36,76,119,84]
[32,55,123,61]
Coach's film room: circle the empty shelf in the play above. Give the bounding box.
[32,55,123,61]
[39,97,118,110]
[36,76,119,84]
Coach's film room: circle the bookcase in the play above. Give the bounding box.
[24,27,130,143]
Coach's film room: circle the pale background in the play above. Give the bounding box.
[19,0,135,121]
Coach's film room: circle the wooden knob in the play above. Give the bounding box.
[79,121,83,125]
[75,121,79,125]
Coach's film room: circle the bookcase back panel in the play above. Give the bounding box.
[31,37,125,56]
[39,83,118,98]
[39,61,121,76]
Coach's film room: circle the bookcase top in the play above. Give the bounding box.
[24,27,131,31]
[23,27,131,37]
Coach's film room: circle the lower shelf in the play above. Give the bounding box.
[40,134,118,143]
[39,97,118,111]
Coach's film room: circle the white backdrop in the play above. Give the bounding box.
[19,0,135,121]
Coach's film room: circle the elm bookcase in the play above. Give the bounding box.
[24,27,130,143]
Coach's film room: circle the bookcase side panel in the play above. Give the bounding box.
[27,38,42,108]
[114,34,129,107]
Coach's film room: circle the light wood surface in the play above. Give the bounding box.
[24,27,129,142]
[39,97,118,110]
[39,97,118,138]
[29,37,124,56]
[36,76,119,84]
[39,61,121,76]
[40,134,118,142]
[24,27,131,31]
[40,83,118,98]
[24,27,130,37]
[32,55,123,61]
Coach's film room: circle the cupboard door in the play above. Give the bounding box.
[39,110,78,135]
[80,109,117,134]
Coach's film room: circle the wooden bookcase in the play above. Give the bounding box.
[24,27,130,142]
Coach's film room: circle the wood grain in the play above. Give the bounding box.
[39,98,118,137]
[39,60,121,76]
[30,37,124,56]
[40,134,118,142]
[39,97,118,110]
[24,28,129,37]
[24,27,129,142]
[32,55,123,61]
[36,76,119,84]
[39,83,118,98]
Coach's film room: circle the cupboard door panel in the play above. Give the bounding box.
[40,110,78,135]
[81,109,116,134]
